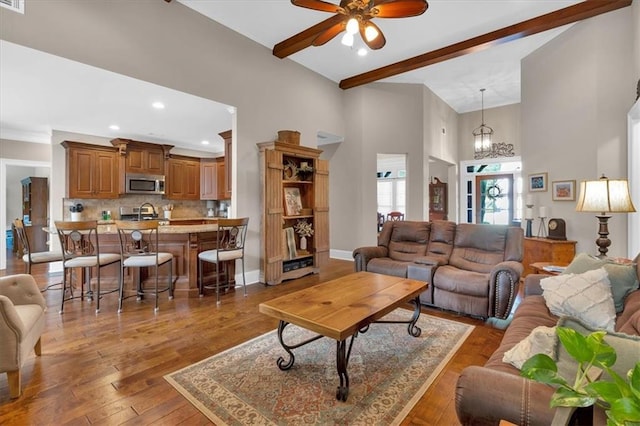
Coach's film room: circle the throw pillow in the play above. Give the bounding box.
[555,316,640,379]
[541,268,616,331]
[503,325,557,370]
[563,253,639,313]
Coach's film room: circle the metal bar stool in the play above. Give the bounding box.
[13,218,63,282]
[54,220,122,314]
[115,220,174,313]
[198,217,249,305]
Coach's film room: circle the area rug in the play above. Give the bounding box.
[165,310,474,425]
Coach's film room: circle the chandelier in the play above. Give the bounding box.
[473,88,494,159]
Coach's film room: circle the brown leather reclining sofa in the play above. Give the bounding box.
[353,220,524,320]
[455,265,640,425]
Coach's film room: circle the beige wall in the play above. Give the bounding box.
[521,8,634,258]
[0,139,51,162]
[634,0,640,81]
[457,103,521,162]
[1,0,346,274]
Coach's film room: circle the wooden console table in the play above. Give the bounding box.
[522,237,576,277]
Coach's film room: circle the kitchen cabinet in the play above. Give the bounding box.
[522,237,577,277]
[166,155,200,200]
[124,146,165,175]
[220,130,232,199]
[257,141,329,285]
[200,157,225,200]
[62,141,119,199]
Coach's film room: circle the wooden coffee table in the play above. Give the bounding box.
[259,271,427,401]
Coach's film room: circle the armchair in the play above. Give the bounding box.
[0,274,47,398]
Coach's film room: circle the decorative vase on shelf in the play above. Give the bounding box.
[70,212,81,221]
[299,236,307,251]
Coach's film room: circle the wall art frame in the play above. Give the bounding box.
[528,172,548,192]
[552,180,576,201]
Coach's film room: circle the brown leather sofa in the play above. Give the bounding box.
[455,266,640,426]
[353,220,524,320]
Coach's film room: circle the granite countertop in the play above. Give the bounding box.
[97,222,219,234]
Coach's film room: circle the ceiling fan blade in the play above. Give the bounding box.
[313,20,347,46]
[291,0,344,14]
[370,0,428,18]
[360,20,386,50]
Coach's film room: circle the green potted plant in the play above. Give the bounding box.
[520,327,640,425]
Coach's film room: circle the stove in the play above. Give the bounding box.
[119,206,159,221]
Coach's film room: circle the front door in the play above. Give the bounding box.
[475,174,514,225]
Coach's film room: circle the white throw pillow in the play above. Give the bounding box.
[503,325,557,369]
[541,268,616,331]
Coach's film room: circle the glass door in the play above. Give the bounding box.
[475,174,514,225]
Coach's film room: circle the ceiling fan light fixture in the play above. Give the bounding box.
[357,47,368,56]
[364,22,379,42]
[341,32,354,47]
[346,17,359,35]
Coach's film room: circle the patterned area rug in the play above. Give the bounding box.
[165,310,474,425]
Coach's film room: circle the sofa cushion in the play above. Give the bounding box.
[541,268,616,331]
[432,265,489,297]
[425,220,456,264]
[387,221,430,262]
[563,253,639,313]
[449,224,508,273]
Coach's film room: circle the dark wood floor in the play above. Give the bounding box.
[0,252,506,425]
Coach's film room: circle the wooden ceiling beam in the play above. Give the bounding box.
[273,14,345,58]
[339,0,632,90]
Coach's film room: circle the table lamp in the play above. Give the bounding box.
[575,174,636,258]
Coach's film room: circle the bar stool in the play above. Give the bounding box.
[54,220,121,314]
[115,220,174,313]
[13,218,62,275]
[198,217,249,305]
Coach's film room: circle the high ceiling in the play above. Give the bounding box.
[180,0,585,112]
[2,0,625,151]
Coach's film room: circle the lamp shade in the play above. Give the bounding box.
[576,177,636,213]
[206,200,215,209]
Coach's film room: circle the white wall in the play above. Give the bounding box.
[1,0,346,276]
[521,8,634,258]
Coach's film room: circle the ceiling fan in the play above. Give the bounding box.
[291,0,428,50]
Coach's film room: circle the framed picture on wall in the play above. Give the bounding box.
[552,180,576,201]
[528,172,548,192]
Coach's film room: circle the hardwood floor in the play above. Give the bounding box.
[0,252,505,425]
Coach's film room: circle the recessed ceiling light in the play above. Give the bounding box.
[109,124,120,130]
[357,48,368,57]
[152,101,165,109]
[201,140,210,145]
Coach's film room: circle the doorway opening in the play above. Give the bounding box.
[377,153,407,229]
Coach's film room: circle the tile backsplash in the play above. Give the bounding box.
[62,195,229,221]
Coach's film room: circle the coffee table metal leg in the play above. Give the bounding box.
[408,296,422,337]
[336,339,349,401]
[276,320,324,371]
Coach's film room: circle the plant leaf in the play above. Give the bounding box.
[557,327,594,363]
[606,397,640,424]
[551,387,597,408]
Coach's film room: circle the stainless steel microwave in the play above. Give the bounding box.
[125,173,165,195]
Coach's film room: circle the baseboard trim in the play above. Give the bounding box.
[330,249,353,261]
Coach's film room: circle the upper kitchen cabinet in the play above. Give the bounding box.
[220,130,232,199]
[111,138,173,176]
[200,157,225,200]
[166,155,200,200]
[62,141,119,199]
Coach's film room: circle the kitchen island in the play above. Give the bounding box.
[68,218,235,298]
